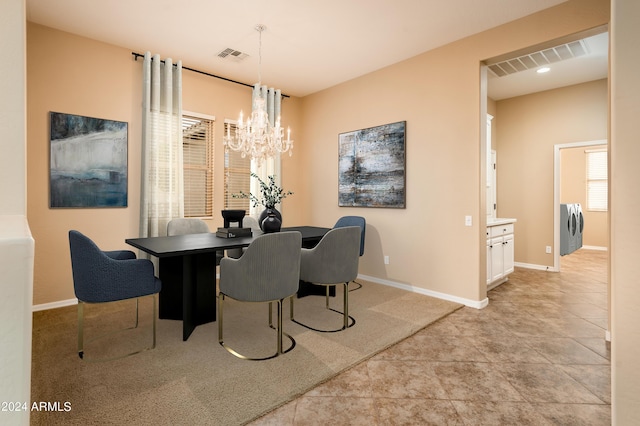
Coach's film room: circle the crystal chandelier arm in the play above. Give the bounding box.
[222,24,293,165]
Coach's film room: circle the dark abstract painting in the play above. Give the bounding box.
[339,121,406,208]
[50,112,128,208]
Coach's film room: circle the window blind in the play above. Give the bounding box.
[586,149,607,211]
[182,115,214,217]
[224,121,251,211]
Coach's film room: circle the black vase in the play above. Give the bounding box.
[259,206,282,231]
[261,211,282,233]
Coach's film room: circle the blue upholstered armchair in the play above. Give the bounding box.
[334,215,366,290]
[334,215,366,256]
[69,230,162,360]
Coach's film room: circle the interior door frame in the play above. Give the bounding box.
[553,139,607,271]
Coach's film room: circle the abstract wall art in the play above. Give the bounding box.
[49,112,128,208]
[338,121,406,208]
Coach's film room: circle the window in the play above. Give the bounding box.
[223,121,251,211]
[586,149,607,211]
[182,113,214,217]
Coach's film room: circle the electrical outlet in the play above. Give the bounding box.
[465,215,472,226]
[384,255,390,265]
[545,246,552,254]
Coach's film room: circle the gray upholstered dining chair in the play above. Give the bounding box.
[167,217,223,264]
[218,231,302,360]
[68,230,162,361]
[167,218,210,236]
[290,226,360,332]
[227,216,261,259]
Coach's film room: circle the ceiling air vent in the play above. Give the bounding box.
[217,48,249,62]
[488,39,589,77]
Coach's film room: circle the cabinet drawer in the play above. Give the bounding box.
[490,223,514,237]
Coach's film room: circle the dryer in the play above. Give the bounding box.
[574,203,584,250]
[560,203,578,255]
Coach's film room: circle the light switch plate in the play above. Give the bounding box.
[465,216,472,226]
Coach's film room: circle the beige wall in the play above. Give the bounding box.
[300,0,609,302]
[487,98,497,150]
[27,0,610,307]
[561,144,608,248]
[611,0,640,421]
[26,23,303,305]
[496,79,608,267]
[1,0,34,424]
[17,0,640,419]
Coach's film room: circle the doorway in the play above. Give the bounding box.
[480,27,608,270]
[554,140,608,271]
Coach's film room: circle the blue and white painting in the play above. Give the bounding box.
[50,112,128,208]
[338,121,406,208]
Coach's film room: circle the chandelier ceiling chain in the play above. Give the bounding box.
[256,24,264,85]
[223,24,293,165]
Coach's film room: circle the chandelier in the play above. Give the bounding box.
[223,24,293,164]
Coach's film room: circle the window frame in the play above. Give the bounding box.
[223,120,251,212]
[182,111,215,218]
[586,148,608,212]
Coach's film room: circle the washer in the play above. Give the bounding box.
[560,204,572,255]
[560,203,578,255]
[574,203,584,250]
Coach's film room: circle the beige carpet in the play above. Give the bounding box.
[31,280,462,425]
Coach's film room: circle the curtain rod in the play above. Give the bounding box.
[131,52,290,98]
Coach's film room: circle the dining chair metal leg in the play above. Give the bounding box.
[218,293,295,361]
[152,294,157,349]
[77,296,156,362]
[78,301,84,359]
[348,280,363,291]
[290,282,355,333]
[342,282,349,329]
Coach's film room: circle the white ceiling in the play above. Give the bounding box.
[26,0,607,99]
[487,32,608,100]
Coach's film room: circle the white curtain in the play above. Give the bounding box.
[140,52,184,238]
[250,84,282,216]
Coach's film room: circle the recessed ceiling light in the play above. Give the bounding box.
[537,67,551,74]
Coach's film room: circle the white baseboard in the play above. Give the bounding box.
[515,262,558,272]
[32,298,77,312]
[581,245,608,251]
[358,274,488,310]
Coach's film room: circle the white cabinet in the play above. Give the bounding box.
[490,236,505,283]
[486,221,515,290]
[503,234,514,275]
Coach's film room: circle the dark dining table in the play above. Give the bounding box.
[126,226,329,340]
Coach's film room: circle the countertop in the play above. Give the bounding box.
[487,217,517,226]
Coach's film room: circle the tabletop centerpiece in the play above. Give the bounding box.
[233,173,293,233]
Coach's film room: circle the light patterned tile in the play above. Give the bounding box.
[534,402,611,425]
[376,398,463,425]
[575,337,611,360]
[304,362,372,398]
[560,364,611,404]
[469,335,551,364]
[374,334,489,362]
[366,360,449,399]
[451,400,552,425]
[526,337,609,365]
[432,362,524,402]
[499,363,604,404]
[293,396,376,426]
[247,249,610,426]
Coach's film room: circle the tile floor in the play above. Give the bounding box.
[250,249,610,425]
